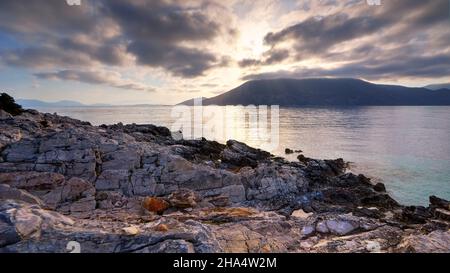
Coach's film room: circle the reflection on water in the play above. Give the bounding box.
[35,105,450,205]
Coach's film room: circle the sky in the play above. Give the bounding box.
[0,0,449,105]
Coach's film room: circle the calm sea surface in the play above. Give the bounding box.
[35,105,450,206]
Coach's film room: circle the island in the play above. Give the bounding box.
[179,78,450,106]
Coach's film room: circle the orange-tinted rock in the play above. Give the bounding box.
[261,245,271,253]
[154,224,169,232]
[142,197,170,214]
[208,207,256,217]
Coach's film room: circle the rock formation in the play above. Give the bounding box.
[0,105,449,253]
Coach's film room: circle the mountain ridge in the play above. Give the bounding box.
[179,78,450,106]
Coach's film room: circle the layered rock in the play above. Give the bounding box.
[0,107,449,253]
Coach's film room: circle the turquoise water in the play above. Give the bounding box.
[35,105,450,206]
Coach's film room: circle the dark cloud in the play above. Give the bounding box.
[264,13,388,54]
[128,40,219,78]
[0,0,231,78]
[102,0,226,77]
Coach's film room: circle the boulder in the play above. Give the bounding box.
[70,196,96,217]
[142,197,170,214]
[402,206,432,224]
[154,224,169,232]
[429,196,450,210]
[168,189,199,208]
[373,183,386,192]
[0,184,43,205]
[61,178,96,201]
[325,219,359,236]
[122,226,140,236]
[397,231,450,253]
[285,148,294,154]
[291,209,313,220]
[434,208,450,222]
[0,172,65,192]
[0,109,12,120]
[297,154,311,164]
[301,225,315,237]
[221,140,271,168]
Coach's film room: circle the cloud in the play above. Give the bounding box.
[0,0,233,79]
[239,49,290,67]
[128,40,220,78]
[241,0,450,82]
[103,0,229,77]
[1,0,450,96]
[34,69,154,92]
[242,53,450,81]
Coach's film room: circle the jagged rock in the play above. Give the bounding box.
[41,177,96,212]
[301,225,315,237]
[142,197,170,214]
[221,140,271,168]
[61,178,95,201]
[154,224,169,232]
[0,200,75,246]
[397,231,450,253]
[325,219,359,236]
[168,189,199,208]
[297,154,312,164]
[324,158,347,175]
[123,226,140,236]
[310,225,403,253]
[206,195,229,207]
[373,183,386,192]
[430,196,450,210]
[291,209,313,219]
[0,109,12,120]
[285,148,294,154]
[0,184,43,205]
[14,208,43,238]
[402,206,432,224]
[0,172,65,192]
[95,170,128,191]
[433,209,450,221]
[316,221,329,233]
[70,197,96,218]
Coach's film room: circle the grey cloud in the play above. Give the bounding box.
[243,0,450,81]
[102,0,226,77]
[1,47,93,68]
[128,40,219,78]
[34,70,154,92]
[56,37,128,66]
[0,0,231,78]
[239,49,290,67]
[242,53,450,81]
[264,13,388,54]
[0,0,97,35]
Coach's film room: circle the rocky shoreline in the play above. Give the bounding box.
[0,104,449,253]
